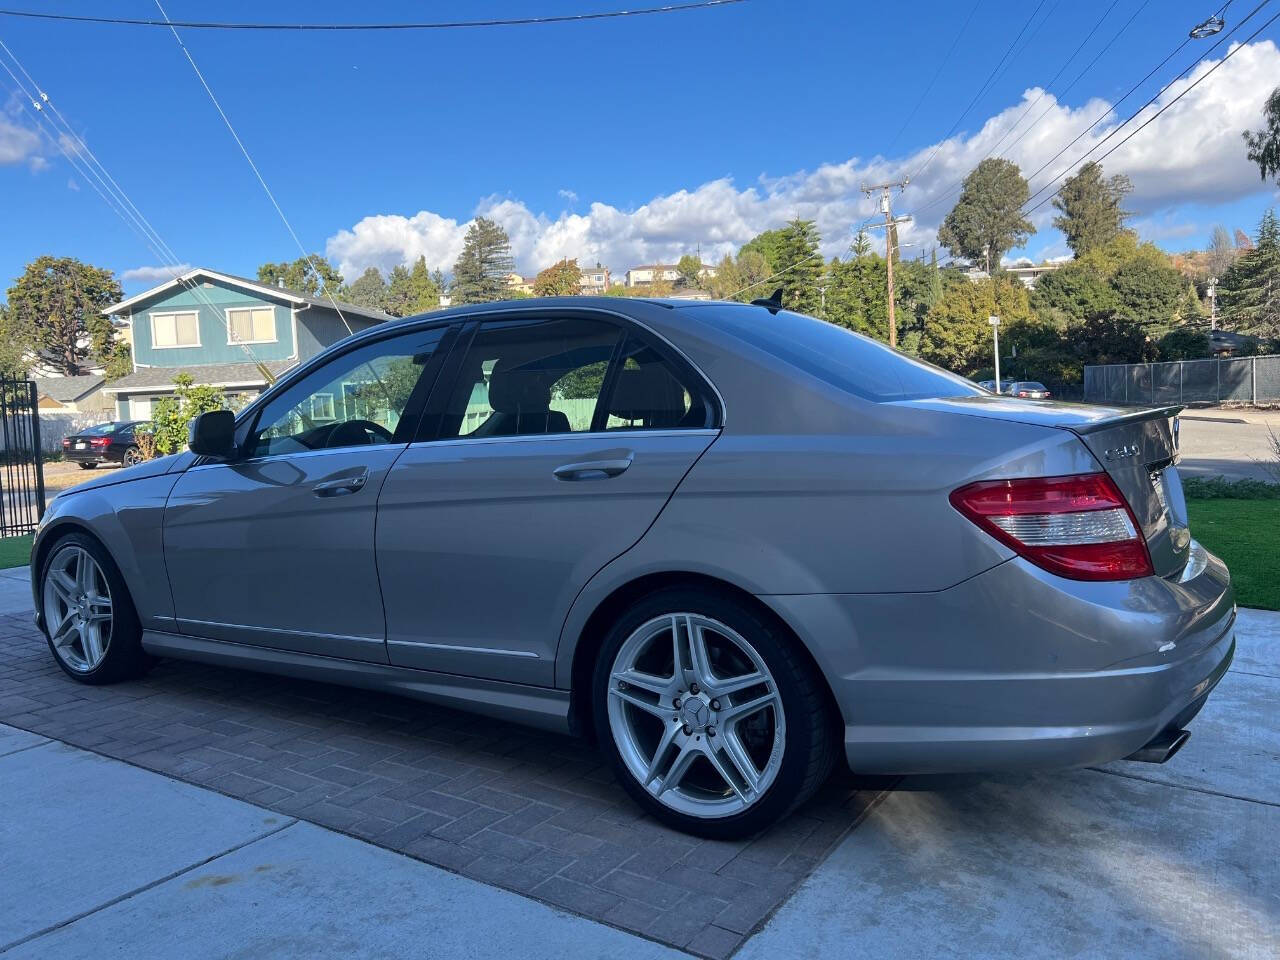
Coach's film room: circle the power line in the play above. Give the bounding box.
[912,0,1132,219]
[0,1,746,31]
[908,0,1051,183]
[1024,4,1280,217]
[1021,0,1274,213]
[0,39,273,371]
[883,0,984,158]
[152,0,353,334]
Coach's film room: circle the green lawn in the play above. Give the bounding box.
[0,534,33,571]
[1186,499,1280,611]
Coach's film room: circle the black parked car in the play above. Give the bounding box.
[62,421,149,469]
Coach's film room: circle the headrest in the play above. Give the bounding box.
[488,359,552,413]
[608,366,684,427]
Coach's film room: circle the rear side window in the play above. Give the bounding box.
[603,337,715,431]
[437,316,622,438]
[699,305,982,402]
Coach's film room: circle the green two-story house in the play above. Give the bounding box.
[102,268,391,420]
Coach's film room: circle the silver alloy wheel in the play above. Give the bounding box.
[607,613,785,818]
[42,545,113,673]
[123,447,143,466]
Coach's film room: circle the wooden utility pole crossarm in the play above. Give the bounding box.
[861,178,912,348]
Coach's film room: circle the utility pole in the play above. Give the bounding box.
[862,178,912,348]
[1208,276,1218,331]
[989,316,1001,391]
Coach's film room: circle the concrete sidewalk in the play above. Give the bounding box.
[0,726,684,959]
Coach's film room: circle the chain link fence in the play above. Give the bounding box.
[1084,355,1280,406]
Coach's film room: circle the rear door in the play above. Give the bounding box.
[376,312,720,685]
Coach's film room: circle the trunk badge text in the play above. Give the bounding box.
[1104,444,1141,462]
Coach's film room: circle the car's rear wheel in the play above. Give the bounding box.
[592,587,836,838]
[122,447,143,466]
[39,533,150,684]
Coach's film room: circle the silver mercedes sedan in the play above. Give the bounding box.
[31,297,1235,838]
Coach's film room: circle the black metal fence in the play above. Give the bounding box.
[0,379,45,537]
[1084,355,1280,406]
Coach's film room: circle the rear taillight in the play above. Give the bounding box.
[90,437,111,448]
[950,473,1153,581]
[61,438,70,448]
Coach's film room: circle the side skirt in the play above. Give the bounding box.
[141,630,572,734]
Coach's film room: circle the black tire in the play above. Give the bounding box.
[38,531,152,685]
[78,462,96,470]
[122,447,143,466]
[591,586,837,839]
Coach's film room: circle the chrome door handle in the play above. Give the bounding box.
[553,457,633,481]
[313,471,368,497]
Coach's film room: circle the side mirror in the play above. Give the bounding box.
[188,410,236,459]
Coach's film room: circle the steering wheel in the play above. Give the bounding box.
[326,419,394,448]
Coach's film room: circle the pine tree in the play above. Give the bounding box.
[1219,209,1280,338]
[343,266,389,313]
[938,158,1035,267]
[774,218,823,315]
[451,217,515,304]
[1051,161,1133,257]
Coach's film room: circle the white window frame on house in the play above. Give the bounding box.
[310,392,336,420]
[150,311,201,349]
[225,306,278,345]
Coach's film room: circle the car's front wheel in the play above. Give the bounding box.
[39,533,151,684]
[592,587,836,838]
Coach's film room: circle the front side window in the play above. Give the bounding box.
[438,317,622,438]
[227,307,277,344]
[151,311,199,348]
[247,326,444,458]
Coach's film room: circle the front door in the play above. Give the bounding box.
[163,325,448,662]
[377,314,721,685]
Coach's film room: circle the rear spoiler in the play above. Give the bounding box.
[1068,405,1183,436]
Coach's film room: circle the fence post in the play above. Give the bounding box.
[1253,357,1258,406]
[1179,361,1184,405]
[1216,358,1221,405]
[29,383,45,521]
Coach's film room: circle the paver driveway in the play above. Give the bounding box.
[0,599,886,959]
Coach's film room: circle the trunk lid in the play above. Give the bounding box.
[896,397,1191,577]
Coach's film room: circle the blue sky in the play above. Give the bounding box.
[1,0,1278,295]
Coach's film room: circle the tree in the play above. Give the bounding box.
[257,255,344,297]
[705,250,771,302]
[343,267,389,313]
[0,304,28,378]
[1109,245,1189,334]
[937,158,1035,267]
[1219,209,1280,338]
[1207,225,1238,280]
[533,258,581,297]
[1069,309,1158,367]
[1031,261,1120,321]
[5,256,122,375]
[919,274,1032,375]
[1051,161,1133,257]
[1243,85,1280,185]
[676,254,703,288]
[1158,325,1209,361]
[739,229,788,273]
[104,341,132,381]
[384,257,442,316]
[773,218,823,315]
[824,254,888,339]
[450,217,515,304]
[149,373,243,455]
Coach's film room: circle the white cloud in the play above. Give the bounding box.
[66,177,79,192]
[557,188,578,204]
[0,114,41,167]
[120,263,193,286]
[326,40,1280,278]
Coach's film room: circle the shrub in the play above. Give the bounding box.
[1181,475,1280,499]
[148,373,244,455]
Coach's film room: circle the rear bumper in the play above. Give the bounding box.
[761,541,1236,774]
[64,449,113,464]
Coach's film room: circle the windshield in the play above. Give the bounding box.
[1020,382,1048,391]
[81,422,129,436]
[691,304,983,402]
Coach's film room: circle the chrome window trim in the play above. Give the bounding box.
[408,427,721,450]
[188,441,411,472]
[229,304,727,432]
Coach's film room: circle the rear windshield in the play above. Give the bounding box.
[81,422,129,436]
[1020,382,1048,391]
[692,304,983,402]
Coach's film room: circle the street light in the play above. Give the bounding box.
[989,315,1001,393]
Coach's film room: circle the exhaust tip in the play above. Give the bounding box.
[1126,728,1190,764]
